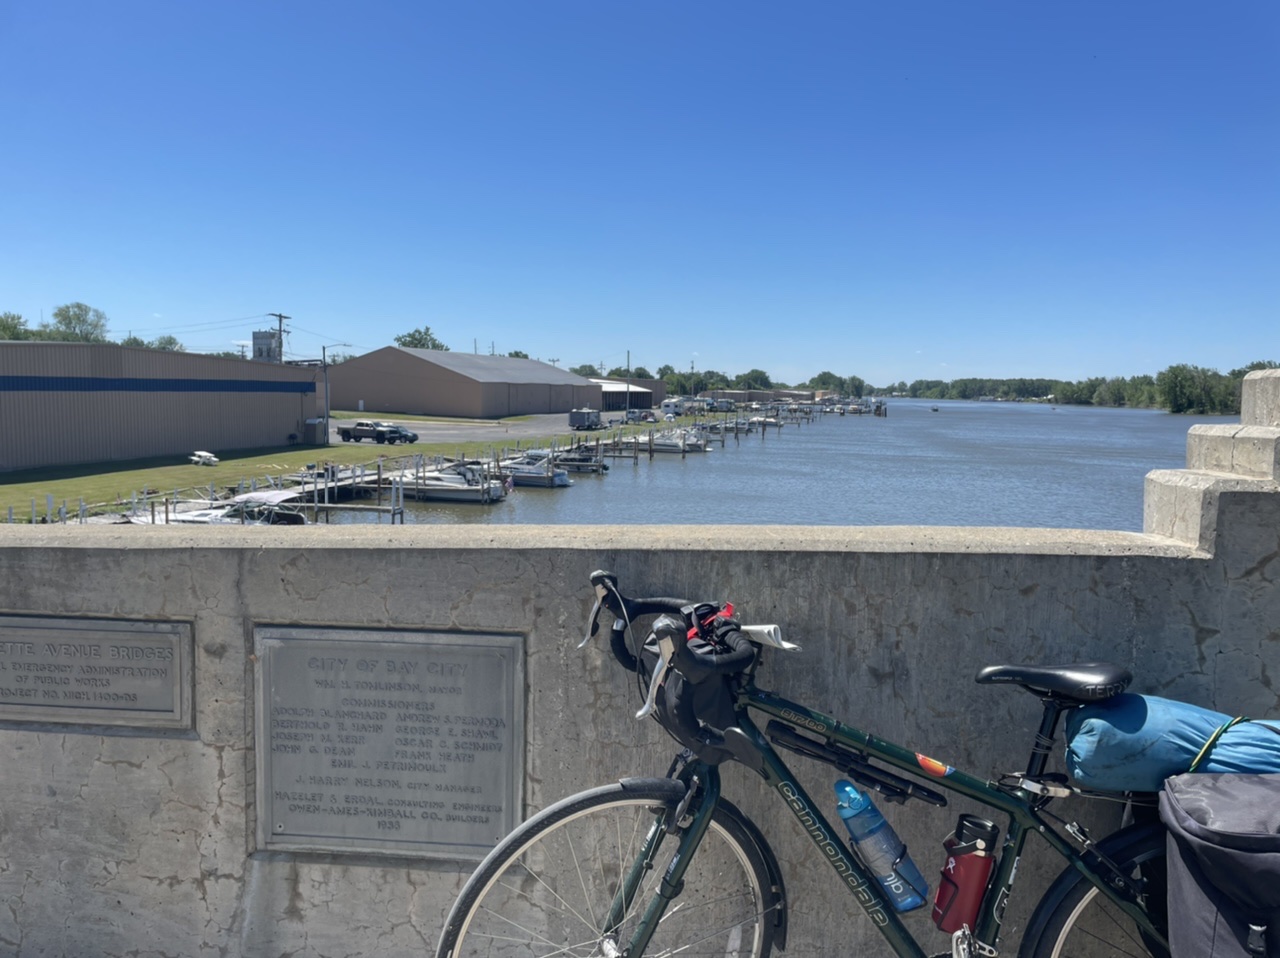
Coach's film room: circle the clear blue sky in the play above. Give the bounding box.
[2,1,1275,387]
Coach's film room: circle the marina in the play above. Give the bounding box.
[41,400,1235,531]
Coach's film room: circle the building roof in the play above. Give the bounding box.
[397,348,593,385]
[591,379,653,396]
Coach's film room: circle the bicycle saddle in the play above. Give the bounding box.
[974,663,1131,703]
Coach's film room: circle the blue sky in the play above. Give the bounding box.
[2,1,1275,387]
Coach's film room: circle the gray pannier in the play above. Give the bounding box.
[1159,773,1280,957]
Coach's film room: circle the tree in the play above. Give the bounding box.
[1091,377,1128,407]
[507,350,529,359]
[38,302,110,342]
[733,369,773,390]
[606,365,657,379]
[121,333,185,351]
[656,364,676,379]
[393,326,449,350]
[570,364,601,377]
[806,371,844,392]
[701,370,730,389]
[1229,361,1280,378]
[0,311,28,340]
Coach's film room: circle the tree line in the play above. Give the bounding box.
[880,363,1276,415]
[2,304,190,353]
[564,358,1277,417]
[5,313,1273,415]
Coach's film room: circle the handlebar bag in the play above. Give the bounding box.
[1160,773,1280,957]
[1065,694,1280,793]
[641,628,741,765]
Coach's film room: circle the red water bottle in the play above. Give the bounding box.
[932,815,1000,934]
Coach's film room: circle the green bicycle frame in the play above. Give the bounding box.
[607,768,725,957]
[682,681,1169,957]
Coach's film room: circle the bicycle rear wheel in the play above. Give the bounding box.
[436,779,781,958]
[1020,822,1169,958]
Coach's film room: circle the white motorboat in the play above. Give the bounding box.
[543,445,608,474]
[498,452,572,487]
[611,428,708,454]
[128,489,308,525]
[411,462,507,503]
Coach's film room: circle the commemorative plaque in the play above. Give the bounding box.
[0,616,193,729]
[254,626,524,860]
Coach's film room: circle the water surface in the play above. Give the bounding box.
[352,400,1232,530]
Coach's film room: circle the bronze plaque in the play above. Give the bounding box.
[255,626,524,860]
[0,616,193,728]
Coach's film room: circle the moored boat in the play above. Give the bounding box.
[498,452,573,487]
[411,462,508,503]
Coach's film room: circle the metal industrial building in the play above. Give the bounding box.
[591,378,662,412]
[0,342,324,473]
[326,348,601,418]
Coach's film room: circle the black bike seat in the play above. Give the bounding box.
[974,663,1131,704]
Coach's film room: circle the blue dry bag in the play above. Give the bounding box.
[1065,694,1280,793]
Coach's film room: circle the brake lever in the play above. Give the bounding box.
[635,633,676,719]
[577,597,603,649]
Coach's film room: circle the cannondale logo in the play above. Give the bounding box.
[777,782,887,926]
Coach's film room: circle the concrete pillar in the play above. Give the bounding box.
[1144,370,1280,547]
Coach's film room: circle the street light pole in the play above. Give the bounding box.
[321,343,351,446]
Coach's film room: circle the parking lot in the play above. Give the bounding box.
[328,413,605,446]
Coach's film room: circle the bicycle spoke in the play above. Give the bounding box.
[439,787,777,958]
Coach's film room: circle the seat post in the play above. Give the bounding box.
[1026,697,1069,778]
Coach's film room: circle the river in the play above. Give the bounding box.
[348,400,1233,531]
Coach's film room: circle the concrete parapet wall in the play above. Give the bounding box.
[1,371,1278,957]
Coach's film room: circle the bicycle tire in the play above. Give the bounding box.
[1019,822,1169,958]
[436,778,782,958]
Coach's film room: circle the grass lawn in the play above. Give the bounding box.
[0,420,653,521]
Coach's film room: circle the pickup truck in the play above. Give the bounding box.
[338,420,419,444]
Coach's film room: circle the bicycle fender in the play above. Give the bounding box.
[717,796,790,951]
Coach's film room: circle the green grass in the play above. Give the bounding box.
[0,425,653,520]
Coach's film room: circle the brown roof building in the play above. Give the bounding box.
[326,348,602,418]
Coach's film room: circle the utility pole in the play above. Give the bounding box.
[267,313,290,363]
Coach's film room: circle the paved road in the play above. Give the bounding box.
[328,413,586,445]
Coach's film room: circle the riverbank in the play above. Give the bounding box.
[0,413,603,520]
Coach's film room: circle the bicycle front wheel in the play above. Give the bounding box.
[436,779,781,958]
[1020,822,1169,958]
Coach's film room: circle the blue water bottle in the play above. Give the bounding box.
[835,779,929,911]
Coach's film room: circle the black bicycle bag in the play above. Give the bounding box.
[1159,773,1280,957]
[640,620,742,765]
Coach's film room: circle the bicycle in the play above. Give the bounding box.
[436,570,1170,958]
